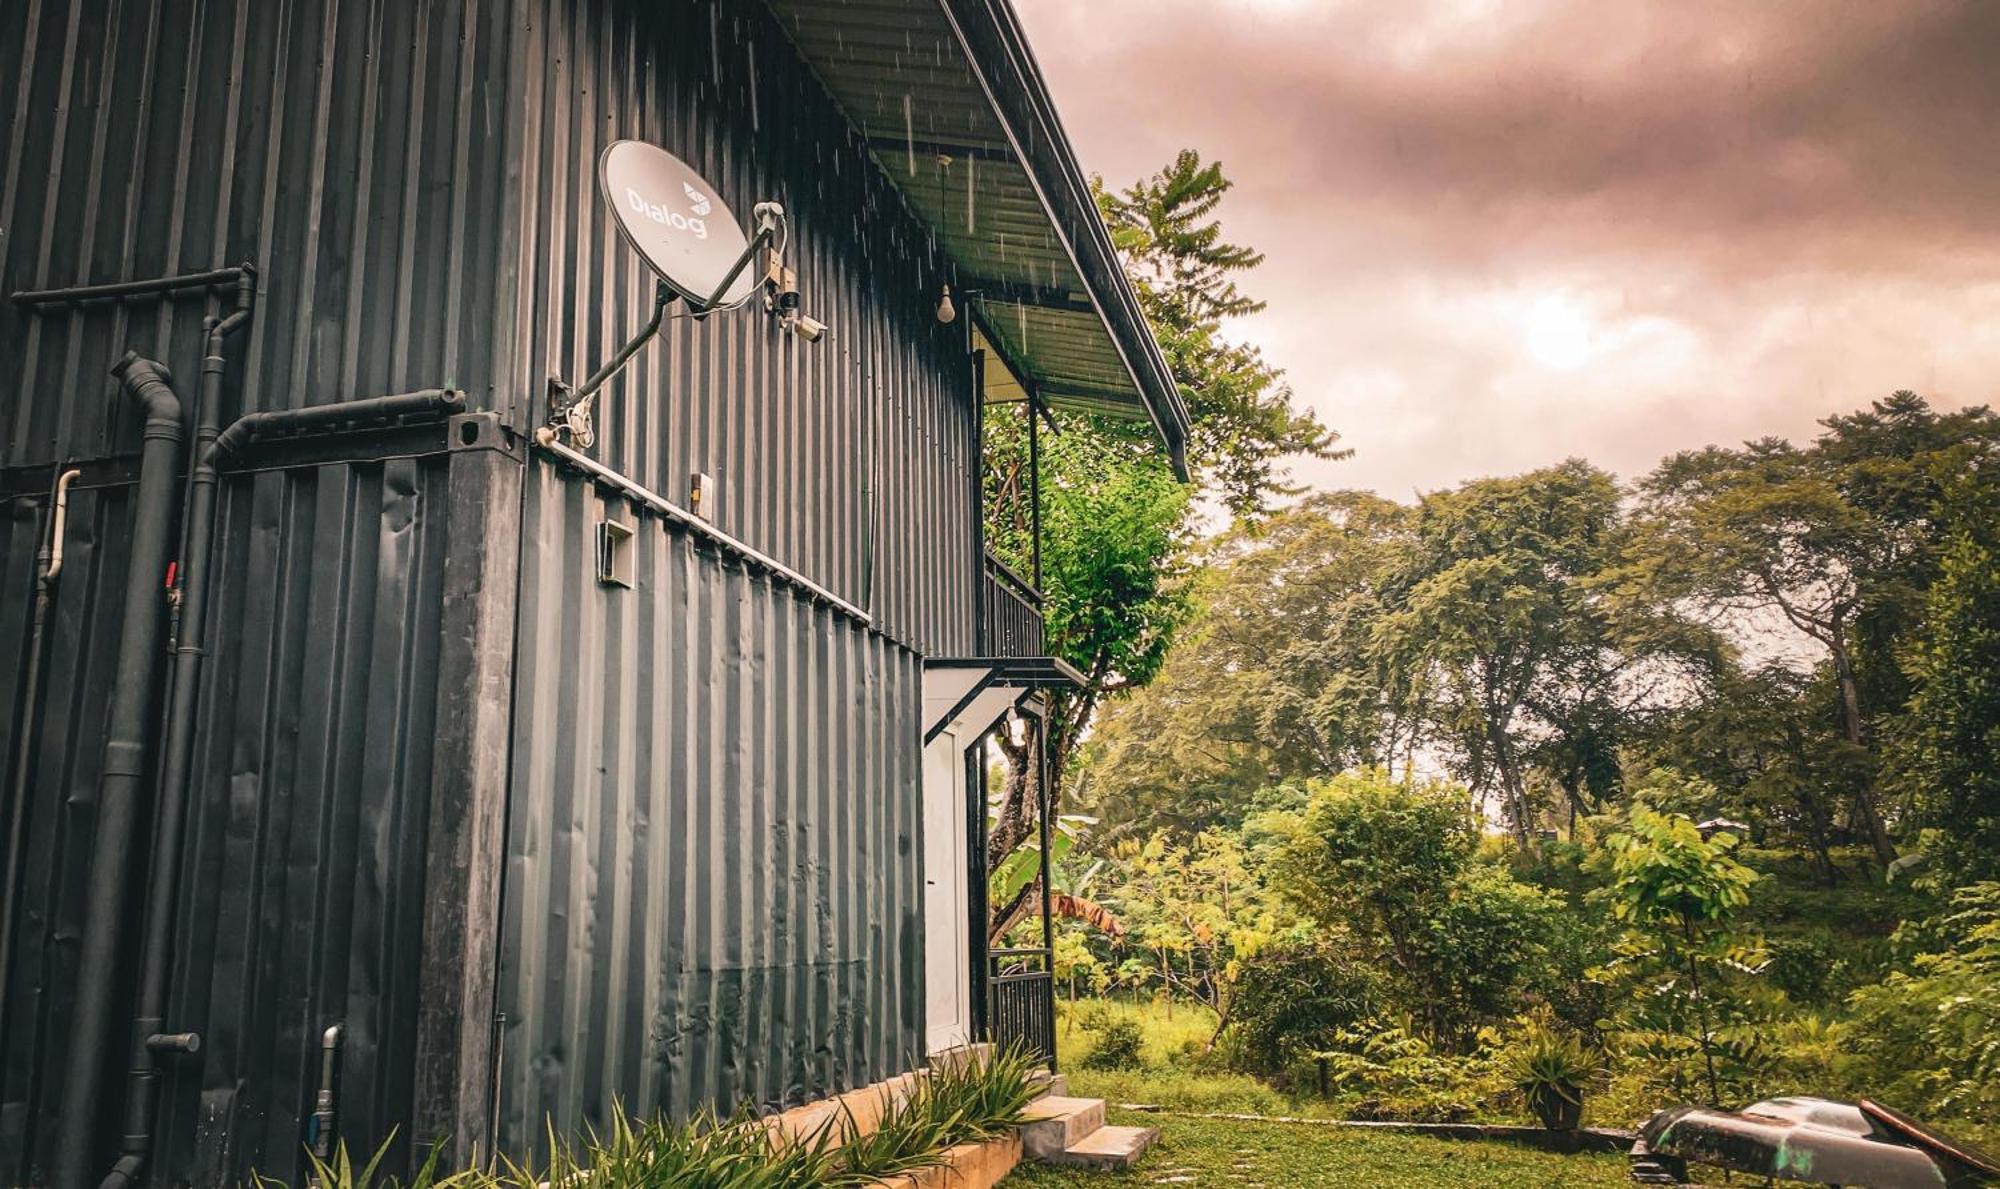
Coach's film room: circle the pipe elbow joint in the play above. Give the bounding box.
[110,352,184,435]
[99,1154,144,1189]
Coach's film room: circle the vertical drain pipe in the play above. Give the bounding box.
[53,355,184,1189]
[0,468,81,1016]
[99,273,255,1189]
[305,1023,345,1185]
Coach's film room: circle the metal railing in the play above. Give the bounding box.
[981,552,1045,658]
[987,947,1057,1069]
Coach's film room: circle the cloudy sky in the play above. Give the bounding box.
[1014,0,2000,498]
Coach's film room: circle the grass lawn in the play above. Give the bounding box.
[1004,1109,1632,1187]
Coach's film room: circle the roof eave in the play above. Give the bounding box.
[931,0,1190,479]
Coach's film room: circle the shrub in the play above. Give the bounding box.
[1843,882,2000,1128]
[1078,1012,1147,1070]
[1765,933,1835,1004]
[1504,1019,1599,1130]
[274,1049,1042,1188]
[1306,1024,1507,1123]
[1272,774,1574,1047]
[1226,940,1384,1078]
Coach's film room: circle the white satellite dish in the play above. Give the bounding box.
[544,140,819,452]
[598,140,761,308]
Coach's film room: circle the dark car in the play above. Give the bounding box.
[1630,1097,1998,1187]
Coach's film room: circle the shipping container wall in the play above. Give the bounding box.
[0,0,516,470]
[0,0,519,1181]
[501,0,981,656]
[496,460,925,1152]
[0,454,462,1187]
[1,0,991,1178]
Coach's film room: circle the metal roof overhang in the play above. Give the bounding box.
[922,656,1084,745]
[767,0,1191,479]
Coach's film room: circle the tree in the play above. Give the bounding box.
[1891,466,2000,884]
[1374,461,1665,845]
[1097,829,1301,1043]
[983,427,1193,929]
[980,151,1336,924]
[1600,804,1763,1105]
[1097,150,1341,520]
[1078,492,1415,838]
[1636,664,1853,886]
[1272,771,1568,1049]
[1633,394,2000,868]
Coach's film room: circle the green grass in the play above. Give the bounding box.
[1003,1110,1633,1188]
[1055,998,1322,1118]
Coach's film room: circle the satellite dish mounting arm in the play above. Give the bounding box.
[545,204,785,451]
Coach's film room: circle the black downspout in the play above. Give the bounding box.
[100,274,254,1189]
[971,349,987,653]
[53,355,185,1189]
[0,467,80,1020]
[90,384,458,1189]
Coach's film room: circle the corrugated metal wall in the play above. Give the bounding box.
[150,457,451,1185]
[0,478,151,1184]
[1,0,991,1177]
[0,0,516,1181]
[0,456,456,1187]
[497,461,925,1151]
[0,0,515,468]
[499,0,980,655]
[492,0,980,1148]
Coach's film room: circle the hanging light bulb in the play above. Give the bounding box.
[936,282,956,324]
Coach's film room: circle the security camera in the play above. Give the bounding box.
[789,314,827,343]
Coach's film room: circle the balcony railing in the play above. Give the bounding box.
[981,551,1045,658]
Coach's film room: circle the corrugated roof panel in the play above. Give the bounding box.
[767,0,1189,474]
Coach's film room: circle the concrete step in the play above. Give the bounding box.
[1019,1095,1105,1160]
[1048,1124,1161,1171]
[1026,1070,1069,1100]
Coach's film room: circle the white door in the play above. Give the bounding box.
[922,729,972,1054]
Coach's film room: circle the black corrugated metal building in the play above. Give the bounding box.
[0,1,1188,1184]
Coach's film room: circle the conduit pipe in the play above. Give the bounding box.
[54,355,185,1189]
[532,427,872,625]
[96,381,460,1189]
[100,273,254,1189]
[0,468,80,1022]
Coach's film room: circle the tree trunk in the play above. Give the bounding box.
[1830,641,1897,868]
[986,722,1039,873]
[1776,726,1841,886]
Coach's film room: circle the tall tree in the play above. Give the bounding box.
[1079,491,1415,838]
[1373,461,1647,845]
[1097,149,1342,520]
[1632,394,2000,867]
[980,151,1336,930]
[1892,465,2000,884]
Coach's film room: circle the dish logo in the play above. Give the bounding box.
[626,186,708,240]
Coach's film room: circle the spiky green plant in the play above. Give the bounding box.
[1505,1020,1598,1130]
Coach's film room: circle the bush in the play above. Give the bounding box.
[1078,1012,1147,1070]
[1842,883,2000,1131]
[1765,933,1835,1004]
[274,1049,1043,1187]
[1504,1018,1599,1130]
[1226,940,1384,1078]
[1305,1024,1508,1123]
[1271,775,1573,1047]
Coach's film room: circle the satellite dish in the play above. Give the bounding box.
[598,140,760,308]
